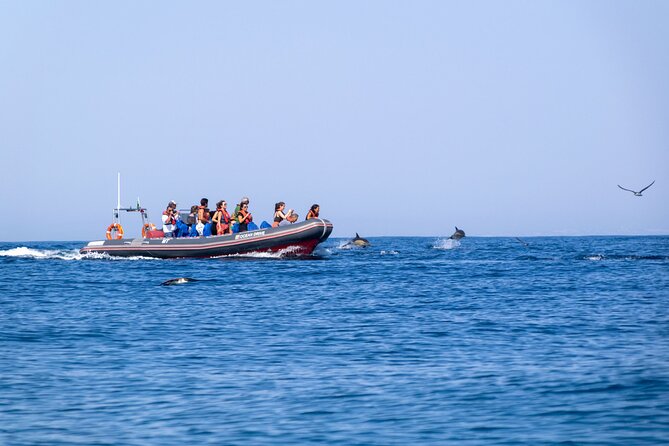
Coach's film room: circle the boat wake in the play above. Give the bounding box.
[0,246,159,261]
[0,246,88,261]
[0,245,327,262]
[214,245,312,260]
[432,238,461,250]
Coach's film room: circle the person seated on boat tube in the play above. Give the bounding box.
[305,204,320,220]
[202,207,214,236]
[161,201,178,237]
[212,200,232,235]
[196,198,209,236]
[237,202,253,232]
[272,202,294,228]
[232,196,249,222]
[186,205,198,236]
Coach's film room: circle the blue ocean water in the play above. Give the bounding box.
[1,236,668,445]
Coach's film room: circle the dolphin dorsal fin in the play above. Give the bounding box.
[355,233,360,238]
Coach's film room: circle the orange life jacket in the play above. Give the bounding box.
[214,209,230,224]
[238,209,252,223]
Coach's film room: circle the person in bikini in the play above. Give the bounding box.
[272,202,294,228]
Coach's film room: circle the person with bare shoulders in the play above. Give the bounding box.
[272,202,294,228]
[196,198,208,236]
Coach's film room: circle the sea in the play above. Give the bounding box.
[1,236,668,445]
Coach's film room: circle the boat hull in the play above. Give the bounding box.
[80,219,333,259]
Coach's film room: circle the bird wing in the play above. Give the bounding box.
[618,185,635,193]
[639,180,655,193]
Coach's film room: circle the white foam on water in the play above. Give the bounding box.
[0,247,48,258]
[0,246,161,261]
[214,245,306,259]
[312,245,333,256]
[432,238,461,250]
[0,247,84,260]
[337,241,354,250]
[380,250,399,255]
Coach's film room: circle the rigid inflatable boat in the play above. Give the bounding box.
[80,218,333,258]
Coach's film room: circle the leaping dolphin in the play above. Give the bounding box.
[161,277,198,286]
[618,180,655,196]
[346,233,370,248]
[449,227,465,240]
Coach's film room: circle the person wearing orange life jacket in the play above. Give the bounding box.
[305,204,320,220]
[272,202,294,228]
[212,200,232,235]
[237,202,253,232]
[161,201,178,237]
[232,196,249,223]
[196,198,208,236]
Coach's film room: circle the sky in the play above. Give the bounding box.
[0,1,667,241]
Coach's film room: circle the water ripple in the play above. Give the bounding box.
[1,236,668,445]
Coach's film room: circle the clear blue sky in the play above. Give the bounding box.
[1,1,667,241]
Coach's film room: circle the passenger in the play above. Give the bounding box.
[232,196,249,222]
[306,204,320,220]
[161,201,178,237]
[196,198,208,236]
[212,200,232,235]
[187,205,198,232]
[204,207,212,235]
[168,201,183,236]
[237,202,253,232]
[175,218,189,237]
[272,202,294,228]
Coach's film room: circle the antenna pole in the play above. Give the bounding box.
[117,172,121,224]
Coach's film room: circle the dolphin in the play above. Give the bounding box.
[346,233,370,248]
[449,227,465,240]
[161,277,198,286]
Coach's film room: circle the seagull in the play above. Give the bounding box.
[617,180,655,196]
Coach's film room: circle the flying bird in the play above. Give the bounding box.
[617,180,655,196]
